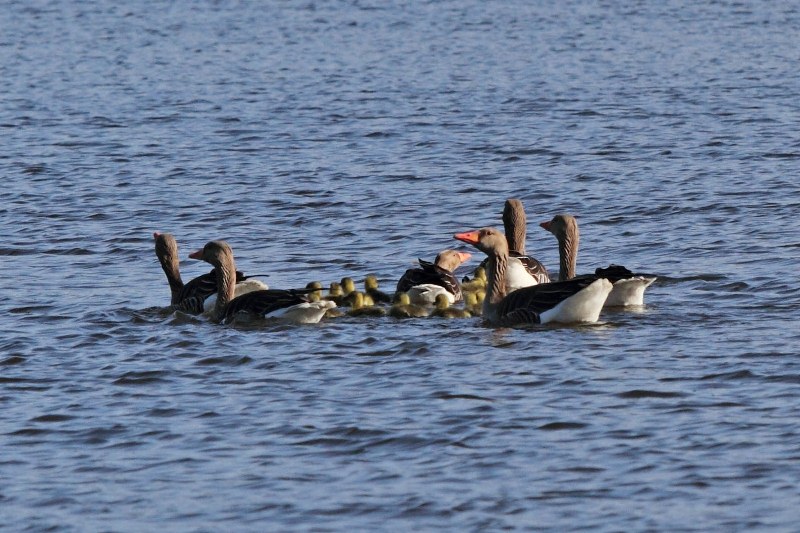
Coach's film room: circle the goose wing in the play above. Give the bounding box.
[221,289,311,320]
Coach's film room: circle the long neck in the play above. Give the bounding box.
[159,256,184,305]
[504,213,527,255]
[557,230,578,281]
[484,252,508,316]
[211,254,237,322]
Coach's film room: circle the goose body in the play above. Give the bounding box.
[202,278,269,314]
[540,215,656,307]
[188,240,331,324]
[454,228,612,326]
[395,250,471,305]
[407,283,455,305]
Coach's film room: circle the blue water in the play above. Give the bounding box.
[2,1,800,531]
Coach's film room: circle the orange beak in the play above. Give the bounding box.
[457,251,472,263]
[454,231,480,245]
[539,220,552,231]
[188,248,203,260]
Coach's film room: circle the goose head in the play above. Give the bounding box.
[364,275,380,291]
[154,232,180,272]
[453,227,509,257]
[433,249,472,272]
[340,277,356,294]
[540,214,579,242]
[188,240,234,268]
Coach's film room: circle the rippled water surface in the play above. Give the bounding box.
[2,1,800,531]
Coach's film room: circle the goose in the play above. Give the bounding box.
[395,249,471,305]
[154,232,268,313]
[502,199,551,289]
[454,228,612,325]
[188,240,333,324]
[388,292,431,319]
[431,293,472,319]
[364,275,393,304]
[539,214,656,306]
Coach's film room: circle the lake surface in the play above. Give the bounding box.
[2,1,800,531]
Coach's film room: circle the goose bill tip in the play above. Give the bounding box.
[188,249,203,260]
[453,231,479,245]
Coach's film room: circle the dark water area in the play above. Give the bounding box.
[2,1,800,531]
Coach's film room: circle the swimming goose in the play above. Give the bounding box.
[395,250,471,305]
[454,228,612,326]
[188,240,333,324]
[539,214,656,306]
[502,199,551,288]
[154,232,268,313]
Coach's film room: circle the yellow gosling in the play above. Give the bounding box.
[464,291,482,316]
[431,293,471,319]
[347,292,387,317]
[341,277,356,295]
[306,281,324,300]
[364,275,392,304]
[388,292,430,319]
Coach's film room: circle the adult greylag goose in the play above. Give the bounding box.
[188,240,333,324]
[395,249,471,305]
[539,214,656,306]
[454,228,612,326]
[154,232,267,313]
[502,198,551,289]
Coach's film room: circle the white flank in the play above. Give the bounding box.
[267,300,335,324]
[505,257,539,292]
[605,276,657,307]
[539,278,613,324]
[407,284,454,305]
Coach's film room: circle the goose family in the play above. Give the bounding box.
[539,214,656,306]
[154,201,656,327]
